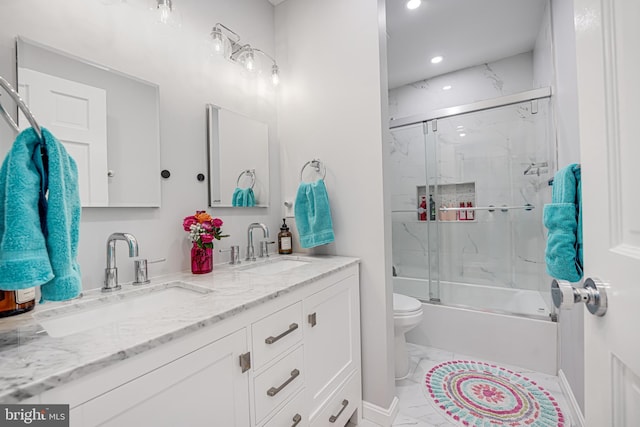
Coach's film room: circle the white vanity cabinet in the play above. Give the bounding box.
[75,329,250,426]
[34,263,360,427]
[304,273,361,425]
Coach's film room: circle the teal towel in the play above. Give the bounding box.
[0,128,82,301]
[294,179,334,248]
[543,164,582,282]
[232,187,256,207]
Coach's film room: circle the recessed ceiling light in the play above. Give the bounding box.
[406,0,421,10]
[431,56,443,64]
[456,125,464,130]
[459,133,466,137]
[442,85,452,91]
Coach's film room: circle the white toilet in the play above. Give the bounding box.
[393,293,424,379]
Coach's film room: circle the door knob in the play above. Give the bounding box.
[551,277,608,316]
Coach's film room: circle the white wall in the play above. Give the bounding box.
[275,0,396,415]
[0,0,281,288]
[550,0,584,413]
[533,0,554,89]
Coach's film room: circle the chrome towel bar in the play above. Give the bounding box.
[439,204,534,212]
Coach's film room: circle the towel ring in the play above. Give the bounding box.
[0,76,43,142]
[299,159,326,182]
[236,169,256,189]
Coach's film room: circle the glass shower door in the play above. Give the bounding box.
[431,99,554,317]
[389,122,438,301]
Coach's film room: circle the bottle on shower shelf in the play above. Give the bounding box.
[466,201,475,220]
[429,195,436,221]
[419,196,427,221]
[458,202,467,221]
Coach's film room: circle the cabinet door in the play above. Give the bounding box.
[304,274,359,417]
[80,329,250,427]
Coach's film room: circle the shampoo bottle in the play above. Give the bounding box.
[419,196,427,221]
[429,195,436,221]
[278,218,293,254]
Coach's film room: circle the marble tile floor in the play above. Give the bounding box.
[392,343,575,427]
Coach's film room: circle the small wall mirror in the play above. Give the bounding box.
[16,37,161,208]
[207,104,269,207]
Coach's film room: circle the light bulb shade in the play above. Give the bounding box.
[150,0,181,27]
[271,65,280,86]
[244,50,255,71]
[210,28,229,58]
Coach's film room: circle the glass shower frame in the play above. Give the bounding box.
[390,88,557,320]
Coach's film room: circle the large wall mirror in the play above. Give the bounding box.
[207,104,269,208]
[16,37,161,208]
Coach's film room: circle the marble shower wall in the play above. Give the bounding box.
[389,53,554,298]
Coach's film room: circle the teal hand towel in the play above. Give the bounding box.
[543,164,582,282]
[0,128,82,301]
[0,128,54,288]
[294,179,334,248]
[232,187,256,207]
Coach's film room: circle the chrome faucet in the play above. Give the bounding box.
[246,223,269,261]
[103,232,139,292]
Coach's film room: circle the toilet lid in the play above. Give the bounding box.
[393,293,422,314]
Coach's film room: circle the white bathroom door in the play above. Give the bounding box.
[573,0,640,425]
[18,68,109,207]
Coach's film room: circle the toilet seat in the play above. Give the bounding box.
[393,293,422,315]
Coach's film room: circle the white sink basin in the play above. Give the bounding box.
[237,258,310,275]
[34,282,212,338]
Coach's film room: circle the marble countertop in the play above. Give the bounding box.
[0,254,359,403]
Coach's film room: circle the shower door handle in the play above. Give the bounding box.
[551,278,608,316]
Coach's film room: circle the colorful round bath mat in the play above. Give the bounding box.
[425,360,565,426]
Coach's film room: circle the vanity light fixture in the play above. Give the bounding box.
[210,23,280,86]
[150,0,180,26]
[430,55,444,64]
[406,0,422,10]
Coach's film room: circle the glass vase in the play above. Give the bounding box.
[191,243,213,274]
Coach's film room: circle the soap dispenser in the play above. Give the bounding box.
[278,218,293,254]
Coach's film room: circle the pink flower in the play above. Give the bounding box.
[200,234,214,244]
[183,216,198,231]
[201,221,213,232]
[212,218,223,227]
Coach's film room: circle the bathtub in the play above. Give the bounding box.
[394,276,558,374]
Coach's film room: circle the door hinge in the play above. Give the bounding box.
[239,351,251,373]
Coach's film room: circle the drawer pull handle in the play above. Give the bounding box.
[308,312,317,327]
[267,369,300,397]
[329,399,349,423]
[291,413,302,427]
[265,323,299,344]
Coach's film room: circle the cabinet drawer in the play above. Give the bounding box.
[262,388,309,427]
[252,302,303,369]
[254,345,305,424]
[310,371,360,427]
